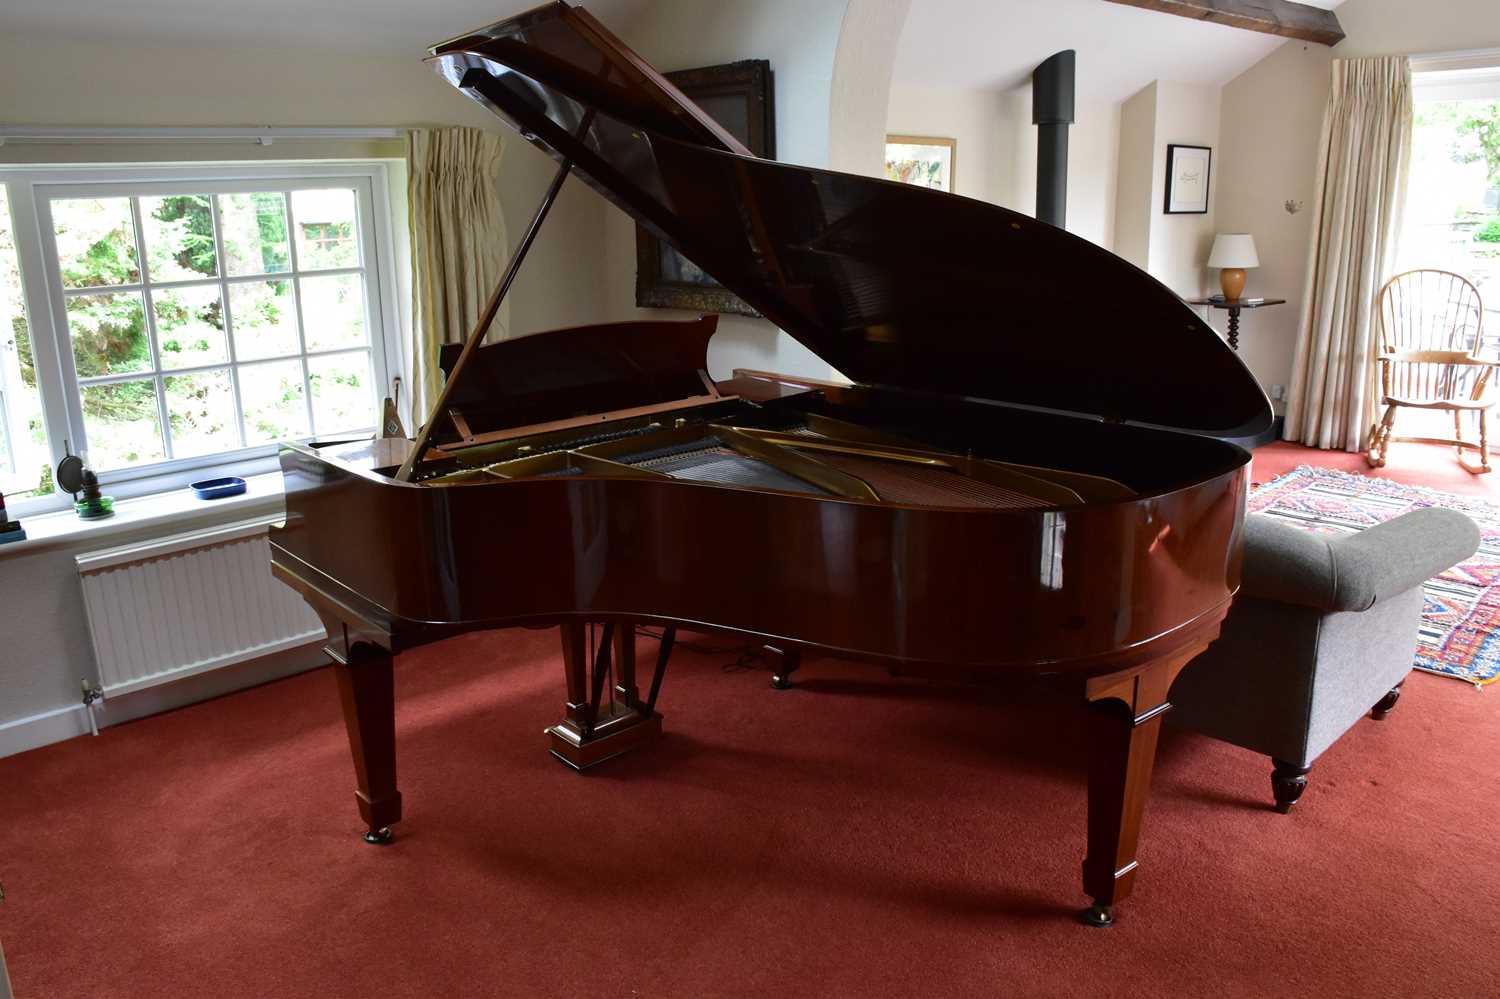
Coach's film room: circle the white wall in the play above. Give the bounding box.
[1337,0,1500,58]
[612,1,847,171]
[1147,82,1222,297]
[0,27,621,742]
[1110,80,1222,297]
[1114,83,1158,269]
[1068,99,1123,252]
[884,83,1120,250]
[886,86,1006,203]
[1214,0,1500,402]
[0,32,614,352]
[829,0,914,177]
[1215,43,1333,400]
[601,0,854,381]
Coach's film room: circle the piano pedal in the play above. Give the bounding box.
[546,702,663,770]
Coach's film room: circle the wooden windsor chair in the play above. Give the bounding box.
[1367,269,1494,473]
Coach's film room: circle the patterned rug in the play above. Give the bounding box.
[1250,465,1500,686]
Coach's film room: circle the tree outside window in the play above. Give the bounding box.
[0,165,394,514]
[44,185,376,476]
[0,188,52,499]
[1403,99,1500,351]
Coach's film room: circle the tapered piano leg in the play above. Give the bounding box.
[330,640,401,844]
[766,642,801,690]
[1080,640,1211,926]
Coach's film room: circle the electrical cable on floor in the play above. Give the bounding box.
[637,627,766,673]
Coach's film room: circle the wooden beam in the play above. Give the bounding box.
[1102,0,1345,46]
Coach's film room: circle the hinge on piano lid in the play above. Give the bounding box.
[1100,411,1126,425]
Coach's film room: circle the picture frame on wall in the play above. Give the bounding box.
[634,59,774,318]
[1163,144,1212,214]
[884,135,957,193]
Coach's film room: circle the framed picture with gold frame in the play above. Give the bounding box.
[884,135,957,193]
[634,59,774,318]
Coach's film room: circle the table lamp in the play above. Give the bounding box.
[1207,233,1259,301]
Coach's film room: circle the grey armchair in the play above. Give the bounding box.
[1169,507,1480,812]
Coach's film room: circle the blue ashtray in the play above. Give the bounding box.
[190,476,247,500]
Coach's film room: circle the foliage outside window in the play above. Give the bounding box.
[0,188,52,499]
[1403,99,1500,351]
[0,166,395,513]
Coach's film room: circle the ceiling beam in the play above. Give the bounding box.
[1101,0,1346,47]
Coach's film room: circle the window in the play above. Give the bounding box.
[1403,64,1500,352]
[0,164,400,513]
[1,186,53,499]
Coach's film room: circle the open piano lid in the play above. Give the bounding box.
[429,2,1272,438]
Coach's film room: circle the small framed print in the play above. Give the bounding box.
[885,135,957,193]
[1164,144,1212,214]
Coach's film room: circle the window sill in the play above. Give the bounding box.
[0,471,286,559]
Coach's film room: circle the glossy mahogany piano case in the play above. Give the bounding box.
[269,0,1271,927]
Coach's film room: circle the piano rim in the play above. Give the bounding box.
[268,539,1238,678]
[285,430,1249,517]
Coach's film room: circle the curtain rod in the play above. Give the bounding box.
[0,126,406,147]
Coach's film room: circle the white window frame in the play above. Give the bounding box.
[0,162,403,516]
[0,297,25,482]
[1406,63,1500,353]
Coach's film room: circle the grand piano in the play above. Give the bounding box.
[269,0,1272,927]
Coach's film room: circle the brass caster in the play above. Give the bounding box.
[1078,904,1114,928]
[363,826,394,845]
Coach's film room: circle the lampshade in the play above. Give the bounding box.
[1208,233,1260,269]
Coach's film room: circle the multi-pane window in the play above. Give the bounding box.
[0,187,50,499]
[1403,74,1500,352]
[0,165,398,511]
[44,185,379,469]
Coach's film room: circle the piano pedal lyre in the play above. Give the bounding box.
[546,621,675,770]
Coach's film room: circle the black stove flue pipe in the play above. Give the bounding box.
[1032,49,1076,229]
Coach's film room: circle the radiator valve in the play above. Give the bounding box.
[81,680,105,737]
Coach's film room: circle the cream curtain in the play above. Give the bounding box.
[1284,56,1412,452]
[406,127,508,424]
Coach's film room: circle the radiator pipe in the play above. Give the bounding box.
[1032,50,1076,229]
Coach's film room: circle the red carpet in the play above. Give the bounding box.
[1253,439,1500,497]
[2,626,1497,998]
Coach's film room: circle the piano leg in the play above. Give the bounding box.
[330,640,402,844]
[766,642,801,690]
[1079,639,1212,926]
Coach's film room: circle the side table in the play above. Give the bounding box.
[1185,297,1287,351]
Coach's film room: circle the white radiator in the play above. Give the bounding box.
[76,515,326,697]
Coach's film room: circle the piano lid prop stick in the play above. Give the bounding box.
[396,115,592,481]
